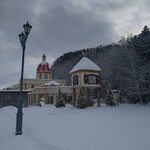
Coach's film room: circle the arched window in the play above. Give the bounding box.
[39,74,42,79]
[45,74,48,79]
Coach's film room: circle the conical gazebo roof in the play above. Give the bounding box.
[69,57,101,73]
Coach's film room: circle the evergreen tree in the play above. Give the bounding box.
[77,87,86,109]
[129,25,150,61]
[106,89,116,106]
[55,87,66,108]
[127,25,150,102]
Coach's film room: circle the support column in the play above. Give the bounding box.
[35,94,39,104]
[44,94,48,104]
[97,87,101,107]
[54,94,57,104]
[73,88,76,106]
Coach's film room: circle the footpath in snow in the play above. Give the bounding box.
[0,104,150,150]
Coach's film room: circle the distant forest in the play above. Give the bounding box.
[52,25,150,103]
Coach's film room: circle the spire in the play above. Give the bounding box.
[42,54,46,61]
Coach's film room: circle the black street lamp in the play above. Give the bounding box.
[15,22,32,135]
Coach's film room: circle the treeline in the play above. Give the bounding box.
[52,26,150,103]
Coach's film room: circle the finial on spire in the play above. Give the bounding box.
[42,54,46,61]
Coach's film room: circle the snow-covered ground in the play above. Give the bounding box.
[0,104,150,150]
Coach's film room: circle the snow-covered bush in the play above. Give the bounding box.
[55,97,66,108]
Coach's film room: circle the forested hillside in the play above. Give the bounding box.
[52,26,150,103]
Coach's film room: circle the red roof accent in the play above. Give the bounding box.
[36,54,52,74]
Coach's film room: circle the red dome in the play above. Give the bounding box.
[36,54,51,74]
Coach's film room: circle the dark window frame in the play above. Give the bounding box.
[88,74,97,84]
[84,74,101,84]
[73,75,78,85]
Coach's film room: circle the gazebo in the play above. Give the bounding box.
[69,56,102,107]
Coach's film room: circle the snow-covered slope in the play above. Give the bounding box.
[0,104,150,150]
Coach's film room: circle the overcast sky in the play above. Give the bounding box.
[0,0,150,89]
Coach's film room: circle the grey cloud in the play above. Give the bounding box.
[31,1,118,54]
[0,0,150,89]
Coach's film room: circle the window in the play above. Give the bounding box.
[84,75,88,83]
[45,74,48,79]
[31,84,34,88]
[88,75,96,84]
[84,74,98,84]
[39,74,42,79]
[73,75,78,85]
[96,76,101,84]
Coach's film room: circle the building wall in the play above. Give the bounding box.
[71,70,101,87]
[36,73,52,80]
[14,79,66,90]
[28,86,72,105]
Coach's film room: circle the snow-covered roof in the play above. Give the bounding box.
[0,90,32,92]
[43,80,61,86]
[69,57,101,73]
[40,60,48,65]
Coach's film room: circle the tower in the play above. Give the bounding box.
[36,54,52,79]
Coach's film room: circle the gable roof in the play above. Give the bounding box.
[43,80,61,87]
[69,57,101,73]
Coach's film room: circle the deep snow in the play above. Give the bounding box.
[0,104,150,150]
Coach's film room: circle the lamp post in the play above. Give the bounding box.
[15,21,32,135]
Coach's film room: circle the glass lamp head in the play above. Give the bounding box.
[18,32,26,43]
[23,21,32,36]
